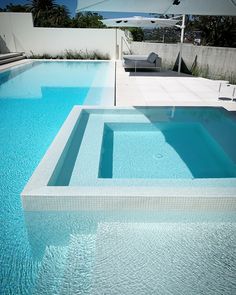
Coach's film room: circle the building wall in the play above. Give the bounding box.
[2,12,234,81]
[131,42,236,81]
[0,12,33,54]
[0,12,128,59]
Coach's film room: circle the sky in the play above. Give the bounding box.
[0,0,150,18]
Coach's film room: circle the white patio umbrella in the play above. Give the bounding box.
[102,15,185,74]
[76,0,236,16]
[77,0,236,72]
[102,16,180,28]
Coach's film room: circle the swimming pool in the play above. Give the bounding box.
[0,61,114,104]
[0,61,114,294]
[1,62,236,294]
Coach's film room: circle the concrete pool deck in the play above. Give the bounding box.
[115,61,236,111]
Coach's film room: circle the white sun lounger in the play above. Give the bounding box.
[123,52,162,72]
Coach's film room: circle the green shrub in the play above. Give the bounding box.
[28,50,110,60]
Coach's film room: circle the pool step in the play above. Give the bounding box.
[32,234,96,295]
[0,52,25,65]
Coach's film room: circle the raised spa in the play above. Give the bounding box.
[21,107,236,211]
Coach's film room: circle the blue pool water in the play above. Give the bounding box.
[0,61,114,103]
[100,122,236,179]
[0,61,114,294]
[0,62,236,294]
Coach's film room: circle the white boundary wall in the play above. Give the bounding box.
[0,12,127,59]
[131,42,236,81]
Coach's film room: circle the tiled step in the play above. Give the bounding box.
[0,52,22,60]
[0,52,25,65]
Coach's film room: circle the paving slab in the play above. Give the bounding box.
[116,61,236,111]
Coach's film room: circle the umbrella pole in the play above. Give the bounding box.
[178,14,185,75]
[115,28,118,59]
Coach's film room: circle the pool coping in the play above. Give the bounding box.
[21,106,236,211]
[0,59,114,75]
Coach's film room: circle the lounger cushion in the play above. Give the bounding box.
[124,60,157,68]
[147,52,158,63]
[123,55,148,61]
